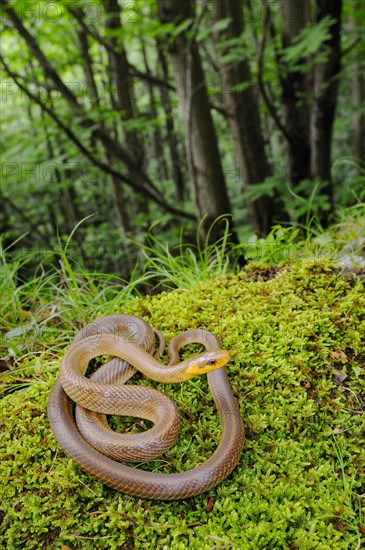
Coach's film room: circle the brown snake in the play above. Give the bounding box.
[48,314,244,500]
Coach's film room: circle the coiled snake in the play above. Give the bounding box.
[48,314,244,500]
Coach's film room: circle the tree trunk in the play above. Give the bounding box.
[311,0,342,210]
[350,8,364,172]
[353,66,365,165]
[78,24,131,234]
[212,0,275,234]
[104,0,143,167]
[157,0,236,242]
[141,39,168,181]
[43,104,86,258]
[157,40,186,201]
[280,0,311,185]
[104,0,149,221]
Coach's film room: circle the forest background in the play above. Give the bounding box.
[0,0,364,278]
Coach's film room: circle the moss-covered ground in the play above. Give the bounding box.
[1,260,364,549]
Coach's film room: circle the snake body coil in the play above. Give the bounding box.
[48,314,244,500]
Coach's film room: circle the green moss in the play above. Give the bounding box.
[1,260,364,549]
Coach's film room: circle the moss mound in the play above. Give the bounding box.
[1,260,364,549]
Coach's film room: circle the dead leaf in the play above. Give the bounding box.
[0,358,15,372]
[206,497,215,512]
[333,371,348,385]
[329,350,348,362]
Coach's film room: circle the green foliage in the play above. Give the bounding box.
[0,234,152,365]
[0,0,363,275]
[136,216,239,290]
[325,202,365,250]
[281,17,336,70]
[243,174,333,231]
[332,436,365,534]
[283,179,332,227]
[332,157,365,204]
[196,17,231,42]
[242,225,303,264]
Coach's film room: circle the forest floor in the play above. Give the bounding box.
[1,230,365,549]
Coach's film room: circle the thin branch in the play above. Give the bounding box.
[0,69,55,92]
[341,37,360,59]
[209,100,228,117]
[128,64,175,91]
[201,41,221,74]
[267,5,287,91]
[66,5,114,53]
[200,42,228,117]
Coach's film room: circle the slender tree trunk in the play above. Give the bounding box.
[157,41,186,201]
[280,0,311,185]
[103,0,148,226]
[42,96,86,256]
[311,0,342,211]
[348,13,364,173]
[104,0,143,167]
[104,0,150,224]
[78,25,131,234]
[79,32,133,271]
[157,0,237,242]
[353,67,365,165]
[213,0,277,234]
[350,12,365,169]
[51,136,87,263]
[140,39,168,181]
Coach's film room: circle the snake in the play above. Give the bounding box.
[48,314,244,500]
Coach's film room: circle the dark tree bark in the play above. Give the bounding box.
[353,67,365,165]
[104,0,150,221]
[78,20,131,234]
[350,12,365,169]
[280,0,311,185]
[157,41,186,201]
[310,0,342,209]
[157,0,237,242]
[141,39,168,181]
[104,0,143,169]
[213,0,275,234]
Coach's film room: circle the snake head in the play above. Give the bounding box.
[182,349,230,379]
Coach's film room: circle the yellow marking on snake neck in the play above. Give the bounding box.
[183,350,230,379]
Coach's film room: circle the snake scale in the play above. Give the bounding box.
[48,314,244,500]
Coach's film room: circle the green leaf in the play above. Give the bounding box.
[352,365,361,377]
[281,17,335,64]
[170,18,193,38]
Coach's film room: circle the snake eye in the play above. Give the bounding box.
[208,359,217,366]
